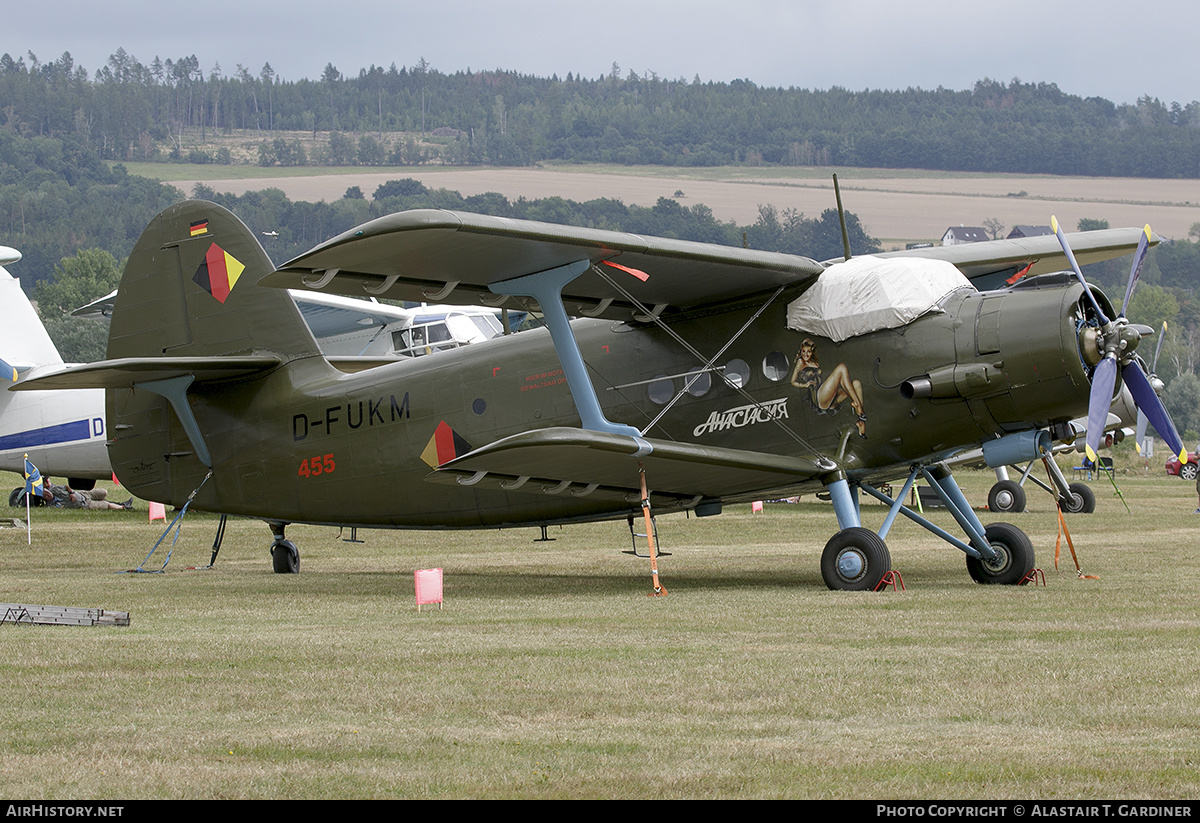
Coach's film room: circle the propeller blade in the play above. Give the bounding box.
[1133,321,1168,455]
[1085,355,1117,463]
[1119,225,1154,318]
[1152,321,1167,371]
[1123,360,1187,464]
[1052,215,1109,325]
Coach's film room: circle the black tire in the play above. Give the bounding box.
[271,539,300,574]
[1061,482,1096,514]
[988,479,1026,513]
[67,478,95,491]
[820,527,891,591]
[966,523,1035,585]
[9,487,44,507]
[1181,463,1198,481]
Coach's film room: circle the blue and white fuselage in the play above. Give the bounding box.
[0,247,109,483]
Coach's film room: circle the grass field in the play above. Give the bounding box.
[1,462,1197,799]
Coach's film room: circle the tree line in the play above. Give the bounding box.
[8,126,879,358]
[7,98,1200,439]
[3,50,1200,177]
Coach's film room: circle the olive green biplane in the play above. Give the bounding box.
[18,201,1182,590]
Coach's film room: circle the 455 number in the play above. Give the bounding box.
[298,453,336,478]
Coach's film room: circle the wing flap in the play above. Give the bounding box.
[431,427,828,498]
[264,209,824,320]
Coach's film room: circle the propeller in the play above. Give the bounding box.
[1134,322,1167,454]
[1051,217,1186,465]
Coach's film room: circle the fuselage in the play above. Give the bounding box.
[0,381,108,481]
[108,274,1095,529]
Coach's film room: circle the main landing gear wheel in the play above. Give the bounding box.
[821,527,891,591]
[966,523,1034,585]
[1060,482,1096,514]
[987,479,1026,514]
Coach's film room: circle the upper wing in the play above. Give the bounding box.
[875,227,1159,289]
[265,210,1157,315]
[263,209,826,321]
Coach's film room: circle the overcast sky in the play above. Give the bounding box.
[7,0,1198,106]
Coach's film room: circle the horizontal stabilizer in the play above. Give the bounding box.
[10,356,281,392]
[432,427,828,498]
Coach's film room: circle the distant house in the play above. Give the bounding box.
[1007,225,1053,239]
[941,226,989,245]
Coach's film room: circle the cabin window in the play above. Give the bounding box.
[722,359,750,389]
[684,368,712,397]
[762,351,789,382]
[648,376,674,405]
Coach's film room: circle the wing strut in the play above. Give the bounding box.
[491,260,642,438]
[137,375,211,467]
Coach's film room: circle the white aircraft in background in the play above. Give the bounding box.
[0,246,109,495]
[4,267,509,496]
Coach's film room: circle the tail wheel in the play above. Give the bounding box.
[821,527,891,591]
[1061,482,1096,514]
[987,479,1026,513]
[271,539,300,574]
[966,523,1035,585]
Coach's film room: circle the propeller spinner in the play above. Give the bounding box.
[1051,217,1186,465]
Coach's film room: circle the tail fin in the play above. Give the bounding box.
[0,247,65,370]
[108,200,319,360]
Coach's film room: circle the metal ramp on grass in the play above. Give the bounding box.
[1,603,130,627]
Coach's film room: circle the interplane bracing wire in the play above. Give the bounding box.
[589,265,828,462]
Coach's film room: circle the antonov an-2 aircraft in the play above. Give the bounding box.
[17,201,1181,591]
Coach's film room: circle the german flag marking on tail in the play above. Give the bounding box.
[189,220,209,237]
[192,243,246,304]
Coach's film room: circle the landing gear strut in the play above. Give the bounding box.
[823,463,1035,589]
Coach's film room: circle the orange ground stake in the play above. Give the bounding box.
[639,466,667,597]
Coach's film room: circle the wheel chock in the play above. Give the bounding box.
[1020,568,1046,586]
[873,570,905,592]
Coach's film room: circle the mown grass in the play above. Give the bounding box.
[0,466,1197,799]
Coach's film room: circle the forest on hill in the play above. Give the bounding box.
[5,48,1200,436]
[3,49,1199,177]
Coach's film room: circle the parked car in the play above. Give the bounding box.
[1166,453,1200,480]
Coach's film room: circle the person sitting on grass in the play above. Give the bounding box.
[41,482,133,511]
